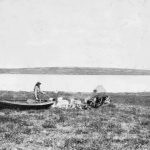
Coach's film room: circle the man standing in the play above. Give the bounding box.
[34,82,45,102]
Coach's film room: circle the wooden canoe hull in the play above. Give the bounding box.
[0,100,54,110]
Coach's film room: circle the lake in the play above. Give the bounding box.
[0,74,150,93]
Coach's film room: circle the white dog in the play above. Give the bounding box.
[52,97,69,109]
[69,98,82,109]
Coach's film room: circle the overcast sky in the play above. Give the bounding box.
[0,0,150,69]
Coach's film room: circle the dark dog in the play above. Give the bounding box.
[87,95,111,108]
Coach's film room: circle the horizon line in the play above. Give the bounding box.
[0,66,149,71]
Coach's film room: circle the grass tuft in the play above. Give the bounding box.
[42,120,56,128]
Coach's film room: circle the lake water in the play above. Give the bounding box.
[0,74,150,93]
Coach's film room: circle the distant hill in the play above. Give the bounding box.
[0,67,150,75]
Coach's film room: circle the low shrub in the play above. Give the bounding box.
[43,138,53,147]
[22,127,32,135]
[64,137,87,149]
[75,129,88,134]
[56,114,67,123]
[42,120,56,128]
[87,120,103,132]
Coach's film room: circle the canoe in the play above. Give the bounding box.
[0,100,54,110]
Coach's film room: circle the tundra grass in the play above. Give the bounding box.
[0,91,149,150]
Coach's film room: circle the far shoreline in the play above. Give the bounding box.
[1,90,150,94]
[0,67,150,75]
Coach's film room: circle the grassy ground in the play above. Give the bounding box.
[0,91,150,150]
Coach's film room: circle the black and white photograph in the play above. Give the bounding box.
[0,0,150,149]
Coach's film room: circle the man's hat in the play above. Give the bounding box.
[36,82,41,85]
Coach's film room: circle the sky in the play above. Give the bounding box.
[0,0,150,69]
